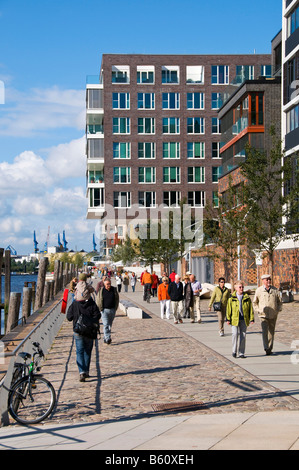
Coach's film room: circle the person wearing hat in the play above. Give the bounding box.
[253,274,283,355]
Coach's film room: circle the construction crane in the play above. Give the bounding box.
[92,234,97,252]
[33,231,39,253]
[44,226,50,253]
[5,245,17,255]
[62,230,68,251]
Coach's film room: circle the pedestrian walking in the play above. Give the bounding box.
[183,276,193,319]
[96,278,119,345]
[115,273,122,293]
[130,272,137,292]
[253,274,283,355]
[157,276,171,319]
[151,271,159,297]
[66,289,101,382]
[169,269,176,283]
[141,269,152,302]
[209,277,230,336]
[189,274,202,323]
[122,272,129,293]
[168,274,184,324]
[226,280,254,358]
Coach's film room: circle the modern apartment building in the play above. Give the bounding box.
[86,53,271,259]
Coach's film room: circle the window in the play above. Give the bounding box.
[188,167,205,183]
[163,191,181,207]
[186,66,204,84]
[113,191,131,208]
[113,117,130,134]
[187,117,205,134]
[89,188,104,208]
[187,142,205,159]
[163,117,180,134]
[235,65,254,83]
[113,142,131,159]
[138,117,155,134]
[212,166,222,183]
[113,167,131,184]
[212,191,219,207]
[88,139,104,159]
[162,93,180,109]
[212,142,223,159]
[163,167,180,183]
[138,191,156,207]
[260,65,272,78]
[211,93,224,110]
[112,93,130,109]
[112,65,130,84]
[138,93,155,109]
[163,142,180,159]
[138,142,155,159]
[88,170,104,183]
[287,103,299,133]
[211,65,229,84]
[287,5,299,38]
[138,167,156,183]
[162,66,179,84]
[87,89,103,109]
[187,93,204,109]
[188,191,205,207]
[212,117,221,134]
[137,66,155,84]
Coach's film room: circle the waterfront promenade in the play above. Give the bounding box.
[1,281,299,450]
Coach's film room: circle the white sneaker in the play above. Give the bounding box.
[219,331,224,336]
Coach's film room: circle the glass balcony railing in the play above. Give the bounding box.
[87,124,104,135]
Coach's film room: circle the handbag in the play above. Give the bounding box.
[74,313,98,339]
[213,288,225,312]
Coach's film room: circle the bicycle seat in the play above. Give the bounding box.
[19,352,31,361]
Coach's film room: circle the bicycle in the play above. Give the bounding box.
[8,342,56,425]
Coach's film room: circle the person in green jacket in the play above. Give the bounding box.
[226,280,254,358]
[208,277,230,336]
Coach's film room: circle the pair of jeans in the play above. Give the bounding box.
[101,308,116,341]
[74,333,94,375]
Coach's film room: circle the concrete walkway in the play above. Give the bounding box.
[1,282,299,450]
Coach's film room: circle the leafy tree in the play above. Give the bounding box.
[241,127,299,278]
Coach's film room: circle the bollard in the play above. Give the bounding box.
[22,286,32,319]
[54,260,60,296]
[6,292,21,333]
[43,281,50,305]
[35,257,48,309]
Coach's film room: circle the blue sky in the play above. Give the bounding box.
[0,0,282,255]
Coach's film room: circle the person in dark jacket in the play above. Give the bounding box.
[96,278,119,344]
[183,276,193,319]
[67,295,101,382]
[168,274,184,324]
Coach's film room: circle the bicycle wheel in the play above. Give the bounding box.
[8,376,56,425]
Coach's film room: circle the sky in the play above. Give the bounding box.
[0,0,282,255]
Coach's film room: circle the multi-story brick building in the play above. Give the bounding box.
[86,53,271,262]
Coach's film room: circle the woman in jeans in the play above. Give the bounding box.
[67,293,101,382]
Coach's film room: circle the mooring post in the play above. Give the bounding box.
[22,286,32,318]
[6,292,21,333]
[35,257,48,309]
[54,260,60,296]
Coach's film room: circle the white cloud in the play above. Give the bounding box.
[45,136,86,179]
[0,86,85,137]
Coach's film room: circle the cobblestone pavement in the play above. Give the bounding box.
[7,286,299,427]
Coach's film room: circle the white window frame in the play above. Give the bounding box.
[138,191,156,208]
[162,66,179,84]
[187,92,204,109]
[163,167,180,183]
[163,191,181,207]
[162,92,180,109]
[112,65,130,84]
[186,65,204,84]
[212,117,221,134]
[162,117,180,134]
[212,65,229,85]
[188,191,205,208]
[163,142,180,159]
[137,66,155,84]
[138,117,155,134]
[187,117,205,134]
[138,142,156,159]
[113,167,131,184]
[113,142,131,159]
[113,117,130,134]
[112,92,130,109]
[187,167,205,183]
[187,142,205,159]
[113,191,131,208]
[138,167,156,184]
[137,93,155,109]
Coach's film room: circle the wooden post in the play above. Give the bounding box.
[31,281,36,310]
[54,260,60,296]
[22,287,32,319]
[43,281,50,305]
[4,250,11,309]
[6,292,21,333]
[49,280,55,300]
[35,257,48,309]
